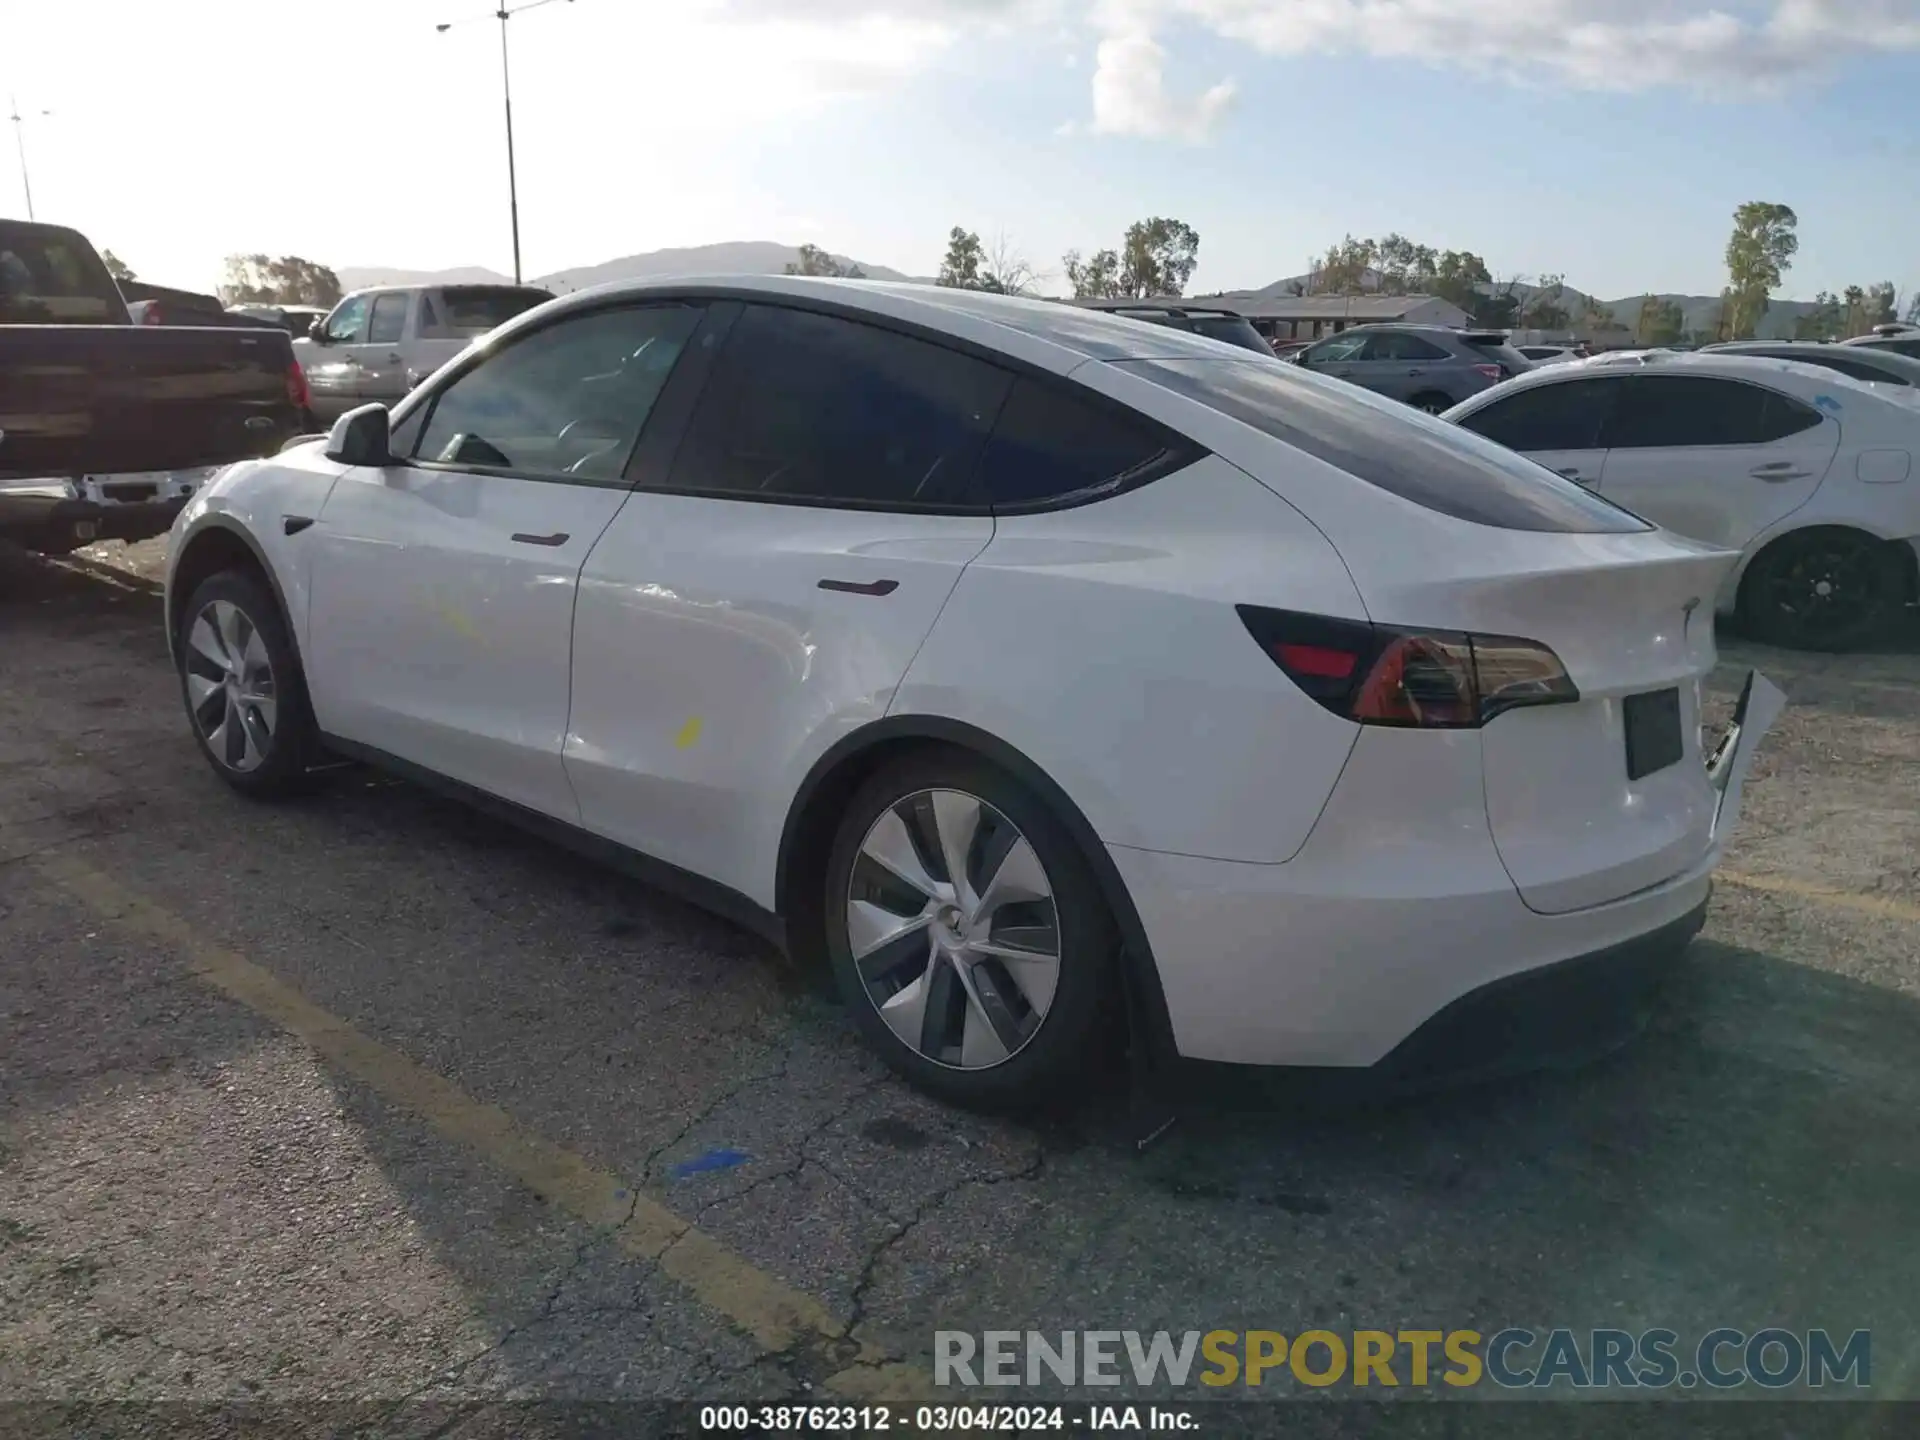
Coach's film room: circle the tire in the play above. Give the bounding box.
[175,569,318,797]
[1737,527,1905,651]
[1411,392,1452,415]
[823,749,1116,1111]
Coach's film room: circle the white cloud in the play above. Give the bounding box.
[1165,0,1920,93]
[1089,25,1237,138]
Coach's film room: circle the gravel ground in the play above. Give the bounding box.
[2,535,1917,1425]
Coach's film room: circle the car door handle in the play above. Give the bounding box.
[1334,369,1354,378]
[387,353,404,362]
[1554,467,1586,480]
[1749,464,1811,481]
[817,577,898,596]
[1406,368,1424,376]
[511,531,570,546]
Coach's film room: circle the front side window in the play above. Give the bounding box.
[1606,376,1823,449]
[1456,377,1623,452]
[367,293,410,346]
[1124,357,1648,533]
[664,304,1012,507]
[415,303,702,481]
[323,295,371,344]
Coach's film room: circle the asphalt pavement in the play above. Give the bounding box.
[3,538,1917,1429]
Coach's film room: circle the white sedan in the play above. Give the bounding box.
[1444,351,1920,649]
[164,277,1780,1108]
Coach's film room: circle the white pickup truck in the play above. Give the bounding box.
[294,282,553,424]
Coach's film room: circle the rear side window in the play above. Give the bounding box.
[1186,314,1272,353]
[0,224,122,322]
[1365,332,1451,362]
[666,303,1012,507]
[977,377,1182,508]
[1606,376,1824,448]
[1124,357,1649,534]
[1800,354,1908,386]
[1456,377,1622,451]
[1461,333,1534,372]
[427,285,553,338]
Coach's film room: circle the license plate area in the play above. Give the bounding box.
[1623,687,1683,781]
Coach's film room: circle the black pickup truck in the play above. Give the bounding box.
[0,219,308,554]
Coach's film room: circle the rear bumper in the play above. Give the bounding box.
[1,495,187,547]
[1368,896,1707,1087]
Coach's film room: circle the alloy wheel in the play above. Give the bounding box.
[1757,537,1881,644]
[845,788,1062,1071]
[184,599,279,772]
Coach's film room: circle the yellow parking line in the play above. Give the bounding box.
[34,852,935,1402]
[1720,868,1920,925]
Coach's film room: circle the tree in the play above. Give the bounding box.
[1309,235,1377,295]
[1432,249,1492,312]
[1634,295,1687,346]
[1062,248,1122,299]
[938,227,1036,295]
[981,234,1037,297]
[784,243,865,279]
[937,228,987,290]
[1118,216,1201,298]
[1844,281,1897,337]
[1722,201,1798,340]
[1373,233,1437,295]
[218,254,343,307]
[1793,291,1843,340]
[1522,273,1572,332]
[101,249,136,283]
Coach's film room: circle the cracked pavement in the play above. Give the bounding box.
[3,538,1920,1413]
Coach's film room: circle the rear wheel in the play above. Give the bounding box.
[823,751,1115,1110]
[1737,527,1904,651]
[176,570,317,797]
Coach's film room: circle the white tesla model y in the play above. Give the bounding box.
[165,277,1783,1108]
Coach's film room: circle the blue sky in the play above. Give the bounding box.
[8,0,1919,303]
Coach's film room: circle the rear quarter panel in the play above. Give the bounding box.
[895,455,1366,864]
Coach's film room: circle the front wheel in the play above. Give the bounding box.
[1737,528,1905,651]
[176,570,318,796]
[823,751,1116,1110]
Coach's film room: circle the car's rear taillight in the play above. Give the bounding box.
[287,359,310,410]
[1237,606,1578,729]
[1472,362,1502,381]
[141,303,163,326]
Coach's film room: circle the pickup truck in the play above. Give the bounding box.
[0,219,308,554]
[296,281,552,424]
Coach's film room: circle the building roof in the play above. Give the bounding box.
[1206,293,1468,321]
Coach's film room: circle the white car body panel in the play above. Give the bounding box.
[567,493,992,905]
[164,278,1790,1076]
[302,463,631,821]
[1596,419,1840,551]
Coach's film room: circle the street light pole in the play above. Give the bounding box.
[438,0,573,285]
[8,95,38,221]
[497,9,521,284]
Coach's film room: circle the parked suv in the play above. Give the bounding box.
[1291,325,1533,412]
[1069,299,1273,354]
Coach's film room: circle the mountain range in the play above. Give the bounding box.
[337,242,912,296]
[337,242,1821,339]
